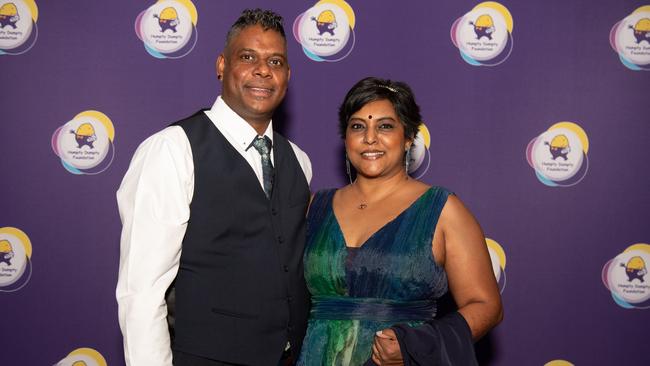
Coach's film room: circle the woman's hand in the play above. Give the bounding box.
[371,329,404,365]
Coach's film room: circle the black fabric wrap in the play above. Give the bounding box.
[365,312,478,366]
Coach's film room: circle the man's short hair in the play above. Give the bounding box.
[225,8,286,48]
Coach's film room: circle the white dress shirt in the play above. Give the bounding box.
[115,96,312,366]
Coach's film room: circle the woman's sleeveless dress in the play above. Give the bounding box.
[297,187,451,365]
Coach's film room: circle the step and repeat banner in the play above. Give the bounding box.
[1,1,649,365]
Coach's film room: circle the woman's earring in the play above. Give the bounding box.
[405,148,411,175]
[345,154,353,184]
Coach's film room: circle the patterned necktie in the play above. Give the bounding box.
[251,136,274,198]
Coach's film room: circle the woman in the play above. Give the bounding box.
[297,77,503,365]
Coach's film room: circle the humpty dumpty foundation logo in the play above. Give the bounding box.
[54,347,107,366]
[450,2,514,66]
[0,226,32,292]
[486,238,507,293]
[526,122,589,187]
[51,110,115,175]
[610,5,650,71]
[0,0,37,55]
[293,0,356,62]
[406,124,432,179]
[135,0,198,59]
[544,361,574,366]
[603,243,650,309]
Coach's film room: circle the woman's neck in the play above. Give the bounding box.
[351,172,410,209]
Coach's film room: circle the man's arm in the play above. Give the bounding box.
[116,127,193,366]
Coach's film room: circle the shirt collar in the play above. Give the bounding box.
[208,96,274,150]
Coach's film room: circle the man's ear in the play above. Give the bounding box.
[216,54,225,80]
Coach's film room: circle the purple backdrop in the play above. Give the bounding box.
[1,0,649,365]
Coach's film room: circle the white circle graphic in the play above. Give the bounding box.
[408,132,426,173]
[0,233,27,287]
[457,8,508,61]
[58,117,110,169]
[56,354,100,366]
[299,3,350,57]
[0,0,34,49]
[607,250,650,304]
[532,128,584,181]
[616,12,650,66]
[140,0,192,53]
[487,246,502,282]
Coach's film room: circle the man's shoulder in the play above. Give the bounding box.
[134,110,210,153]
[171,109,211,128]
[136,125,188,155]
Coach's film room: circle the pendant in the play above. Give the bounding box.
[358,203,367,209]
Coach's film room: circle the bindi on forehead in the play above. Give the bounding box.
[368,115,372,119]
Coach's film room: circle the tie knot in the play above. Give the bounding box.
[252,136,272,156]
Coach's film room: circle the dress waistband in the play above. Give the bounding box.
[310,296,437,322]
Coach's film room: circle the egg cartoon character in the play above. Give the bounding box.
[620,256,647,283]
[70,123,98,149]
[154,7,179,33]
[544,134,571,160]
[311,10,337,36]
[0,239,14,266]
[469,14,495,40]
[0,2,19,29]
[629,18,650,45]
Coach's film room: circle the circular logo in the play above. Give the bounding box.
[451,2,514,66]
[544,360,574,366]
[526,121,589,187]
[0,0,38,55]
[610,5,650,71]
[55,347,107,366]
[407,123,431,179]
[293,0,356,62]
[603,243,650,309]
[486,238,507,293]
[51,110,115,175]
[135,0,198,59]
[0,226,32,292]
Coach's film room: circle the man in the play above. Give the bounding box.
[116,9,311,365]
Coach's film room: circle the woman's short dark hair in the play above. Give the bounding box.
[338,77,422,140]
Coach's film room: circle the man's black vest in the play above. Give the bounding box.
[171,111,310,365]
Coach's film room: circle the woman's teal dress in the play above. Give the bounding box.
[297,187,451,365]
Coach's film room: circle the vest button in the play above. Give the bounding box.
[283,265,289,272]
[277,236,284,243]
[271,208,278,215]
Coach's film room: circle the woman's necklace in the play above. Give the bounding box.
[353,177,409,210]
